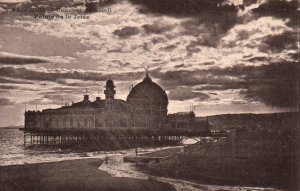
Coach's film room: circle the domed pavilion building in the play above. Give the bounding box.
[25,71,209,132]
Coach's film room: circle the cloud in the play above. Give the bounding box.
[220,17,291,49]
[0,52,75,65]
[130,0,238,16]
[252,0,299,26]
[0,77,34,84]
[194,84,243,91]
[154,61,299,107]
[113,26,140,38]
[0,85,19,90]
[0,66,145,84]
[1,1,243,73]
[186,36,219,52]
[0,52,48,65]
[160,44,177,52]
[0,27,89,60]
[142,21,175,34]
[42,92,80,105]
[246,56,269,62]
[168,86,210,101]
[0,67,107,82]
[0,7,7,13]
[154,68,244,88]
[217,16,295,67]
[261,31,298,53]
[241,62,299,107]
[130,0,240,52]
[0,98,14,106]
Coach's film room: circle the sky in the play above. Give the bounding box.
[0,0,298,127]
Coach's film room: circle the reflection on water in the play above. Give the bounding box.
[0,128,130,166]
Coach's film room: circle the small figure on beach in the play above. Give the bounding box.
[105,156,108,164]
[135,148,138,156]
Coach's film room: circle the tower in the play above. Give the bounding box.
[104,75,116,100]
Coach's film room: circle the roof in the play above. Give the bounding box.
[126,73,168,106]
[42,97,128,113]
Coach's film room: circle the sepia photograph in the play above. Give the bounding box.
[0,0,299,191]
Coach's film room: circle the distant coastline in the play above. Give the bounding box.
[0,125,23,129]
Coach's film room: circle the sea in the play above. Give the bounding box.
[0,128,281,191]
[0,128,129,166]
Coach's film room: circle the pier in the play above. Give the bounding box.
[20,128,227,148]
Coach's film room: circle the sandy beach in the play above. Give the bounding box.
[0,158,175,191]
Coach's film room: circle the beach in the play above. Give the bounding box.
[0,152,281,191]
[0,158,175,191]
[99,148,282,191]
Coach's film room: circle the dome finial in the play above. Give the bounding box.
[144,66,150,78]
[143,66,152,82]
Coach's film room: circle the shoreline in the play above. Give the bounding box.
[99,149,282,191]
[0,144,181,167]
[0,145,284,191]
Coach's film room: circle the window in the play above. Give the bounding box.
[120,119,127,127]
[70,118,74,127]
[87,118,93,128]
[66,119,70,128]
[85,118,88,127]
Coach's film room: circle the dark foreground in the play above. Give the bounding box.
[0,158,175,191]
[137,130,299,190]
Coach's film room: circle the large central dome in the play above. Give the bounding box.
[127,72,168,116]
